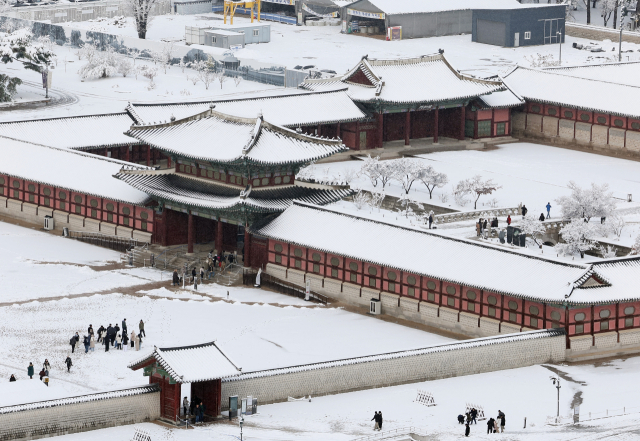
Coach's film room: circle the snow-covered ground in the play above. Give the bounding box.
[312,142,640,248]
[34,356,640,440]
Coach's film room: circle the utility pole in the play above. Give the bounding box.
[550,376,561,421]
[557,30,562,64]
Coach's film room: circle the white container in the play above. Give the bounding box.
[44,215,55,231]
[369,299,381,315]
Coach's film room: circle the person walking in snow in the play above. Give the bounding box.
[97,326,104,343]
[70,333,79,353]
[88,324,94,338]
[521,205,528,218]
[106,324,114,345]
[130,331,137,349]
[507,215,512,225]
[9,374,16,382]
[123,332,129,352]
[139,320,146,337]
[493,417,499,433]
[465,423,470,437]
[39,368,45,381]
[27,363,34,379]
[191,267,196,283]
[539,213,545,222]
[89,333,95,352]
[115,333,122,350]
[371,411,379,430]
[428,213,433,229]
[487,417,495,434]
[498,410,505,433]
[471,408,478,424]
[172,269,179,286]
[65,356,72,373]
[42,359,51,376]
[113,323,120,344]
[83,334,90,353]
[546,202,551,219]
[122,319,128,336]
[200,266,205,282]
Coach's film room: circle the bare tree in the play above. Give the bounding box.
[123,0,160,39]
[556,220,598,258]
[234,75,242,87]
[369,191,385,211]
[218,70,228,89]
[360,155,382,187]
[128,47,141,65]
[352,190,371,210]
[418,165,449,199]
[455,175,502,210]
[192,59,215,90]
[393,158,422,194]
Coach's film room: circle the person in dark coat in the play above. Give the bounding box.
[458,414,465,424]
[70,333,79,353]
[465,423,470,437]
[122,319,127,335]
[194,404,201,423]
[371,411,380,430]
[487,417,495,434]
[97,326,104,343]
[9,374,16,382]
[139,320,146,337]
[428,214,433,229]
[471,408,478,424]
[539,213,545,222]
[172,269,179,286]
[378,411,383,430]
[27,362,34,379]
[521,205,528,218]
[39,369,45,381]
[83,335,90,353]
[65,356,72,373]
[498,410,506,432]
[88,325,94,337]
[191,267,196,282]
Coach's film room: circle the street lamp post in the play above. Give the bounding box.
[557,30,562,65]
[239,414,244,441]
[550,376,561,421]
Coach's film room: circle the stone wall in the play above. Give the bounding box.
[513,111,640,160]
[0,385,160,441]
[0,198,152,243]
[220,330,566,408]
[565,22,640,45]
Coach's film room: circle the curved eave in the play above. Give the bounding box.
[354,86,505,106]
[71,140,143,151]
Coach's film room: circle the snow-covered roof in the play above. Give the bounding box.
[571,257,640,304]
[127,89,366,127]
[126,109,347,166]
[223,328,565,382]
[116,172,352,212]
[205,29,244,36]
[0,384,159,415]
[544,61,640,88]
[349,0,539,15]
[503,66,640,119]
[302,54,505,105]
[255,202,620,304]
[477,88,524,109]
[0,137,152,205]
[0,113,138,151]
[128,341,242,383]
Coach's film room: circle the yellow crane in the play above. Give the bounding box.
[224,0,261,25]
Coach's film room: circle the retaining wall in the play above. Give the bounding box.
[0,385,160,441]
[565,22,640,45]
[220,329,566,408]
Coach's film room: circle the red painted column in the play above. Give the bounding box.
[125,146,130,162]
[459,106,466,140]
[405,111,411,145]
[146,145,151,167]
[433,107,439,144]
[216,220,223,253]
[167,156,172,169]
[244,227,251,268]
[377,113,384,148]
[104,147,108,157]
[187,211,194,254]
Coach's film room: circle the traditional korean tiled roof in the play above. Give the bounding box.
[115,172,352,212]
[503,66,640,119]
[544,61,640,87]
[477,88,524,109]
[0,113,139,151]
[570,257,640,304]
[223,328,565,382]
[127,89,366,127]
[0,137,151,205]
[0,384,160,415]
[302,54,505,105]
[126,109,347,166]
[128,341,242,383]
[255,202,628,304]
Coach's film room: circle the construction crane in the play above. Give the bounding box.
[224,0,261,25]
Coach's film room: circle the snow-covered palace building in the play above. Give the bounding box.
[1,55,640,358]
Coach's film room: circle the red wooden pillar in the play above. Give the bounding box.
[459,106,466,140]
[433,107,439,144]
[146,145,151,167]
[216,220,223,252]
[377,113,384,148]
[125,146,130,162]
[187,211,194,254]
[104,147,108,157]
[167,156,172,168]
[244,227,251,268]
[317,124,321,136]
[405,111,411,145]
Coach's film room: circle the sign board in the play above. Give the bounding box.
[302,4,338,18]
[41,70,52,88]
[262,0,294,4]
[387,26,402,41]
[241,398,247,414]
[347,8,384,20]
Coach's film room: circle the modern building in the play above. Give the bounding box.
[472,4,565,47]
[174,0,213,15]
[205,29,246,49]
[209,23,271,44]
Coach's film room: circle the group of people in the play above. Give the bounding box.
[68,319,146,356]
[458,409,505,436]
[476,218,500,238]
[183,396,207,424]
[371,411,383,431]
[171,251,239,287]
[9,359,53,386]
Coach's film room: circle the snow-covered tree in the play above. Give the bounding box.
[217,70,228,89]
[518,215,546,246]
[128,47,141,65]
[602,212,625,238]
[555,181,616,222]
[393,158,422,194]
[360,155,382,187]
[556,219,598,258]
[398,194,423,218]
[234,75,242,87]
[352,190,370,210]
[0,28,55,74]
[137,64,158,85]
[79,46,119,80]
[598,244,617,258]
[123,0,160,39]
[117,57,133,77]
[369,191,385,211]
[0,74,21,102]
[600,0,617,27]
[630,234,640,255]
[418,165,448,199]
[193,58,216,90]
[454,175,502,210]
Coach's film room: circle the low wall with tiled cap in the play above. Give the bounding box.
[220,329,565,409]
[0,384,160,441]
